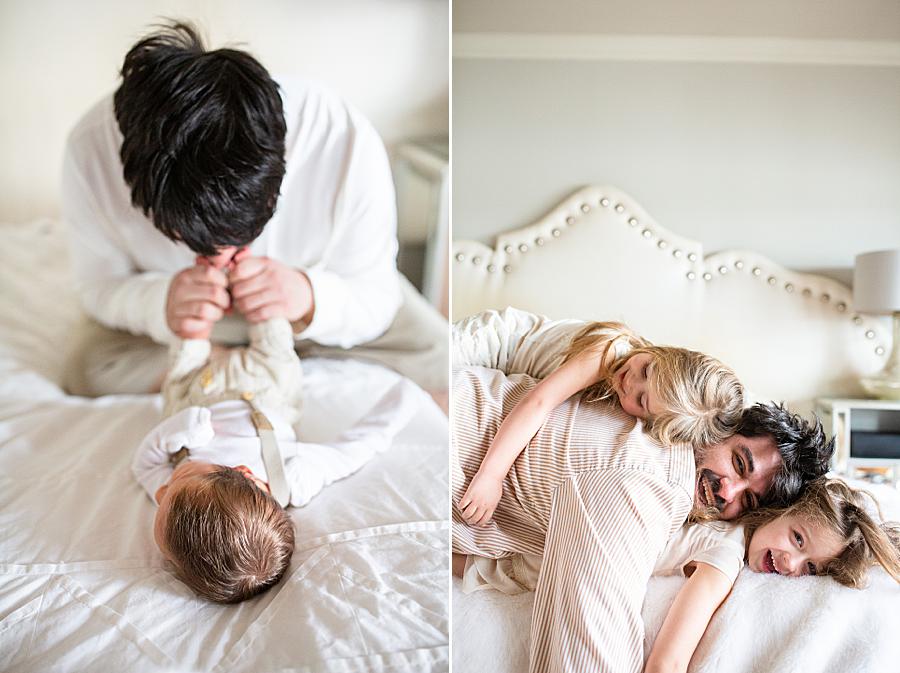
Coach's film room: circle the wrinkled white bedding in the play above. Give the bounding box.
[0,220,449,672]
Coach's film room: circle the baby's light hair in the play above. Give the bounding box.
[165,467,295,603]
[563,322,744,448]
[741,477,900,588]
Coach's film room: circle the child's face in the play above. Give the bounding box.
[747,513,845,577]
[153,461,270,559]
[611,353,661,420]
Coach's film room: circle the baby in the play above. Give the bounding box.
[133,255,415,604]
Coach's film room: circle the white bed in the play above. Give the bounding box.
[451,186,900,673]
[0,220,449,672]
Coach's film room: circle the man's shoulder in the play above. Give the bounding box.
[276,76,380,142]
[66,93,117,150]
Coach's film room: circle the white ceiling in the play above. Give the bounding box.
[454,0,900,41]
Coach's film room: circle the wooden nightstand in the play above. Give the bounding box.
[815,397,900,487]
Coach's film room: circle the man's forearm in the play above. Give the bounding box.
[77,272,174,344]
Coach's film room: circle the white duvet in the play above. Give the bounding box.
[0,220,449,672]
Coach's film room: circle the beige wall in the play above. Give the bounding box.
[452,3,900,279]
[0,0,448,222]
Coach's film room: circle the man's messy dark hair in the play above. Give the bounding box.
[114,21,286,256]
[736,402,835,508]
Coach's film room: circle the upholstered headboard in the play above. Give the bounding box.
[451,186,889,416]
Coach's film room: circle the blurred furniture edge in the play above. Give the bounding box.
[393,136,449,317]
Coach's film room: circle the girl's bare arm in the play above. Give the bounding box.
[458,350,607,525]
[644,563,733,673]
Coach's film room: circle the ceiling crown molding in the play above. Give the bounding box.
[453,33,900,67]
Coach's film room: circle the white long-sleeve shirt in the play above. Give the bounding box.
[62,78,401,348]
[132,379,417,508]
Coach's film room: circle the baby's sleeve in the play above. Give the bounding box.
[131,407,215,502]
[285,378,419,507]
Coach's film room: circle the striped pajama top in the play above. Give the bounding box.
[453,363,696,672]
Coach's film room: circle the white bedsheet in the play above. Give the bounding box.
[0,220,449,672]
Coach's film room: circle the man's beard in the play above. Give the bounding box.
[690,445,726,521]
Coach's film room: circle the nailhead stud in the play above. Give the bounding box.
[519,244,528,253]
[503,265,512,273]
[581,203,590,213]
[752,267,762,276]
[535,237,544,246]
[552,229,561,237]
[658,240,668,249]
[628,217,638,227]
[718,266,727,274]
[785,283,794,292]
[472,256,481,265]
[673,249,682,258]
[642,229,652,239]
[865,330,875,339]
[565,216,575,225]
[600,198,610,207]
[504,245,513,254]
[487,264,496,273]
[836,302,846,312]
[455,253,464,262]
[688,253,698,262]
[767,276,777,285]
[687,271,696,280]
[735,260,744,270]
[876,346,885,355]
[703,272,713,281]
[614,204,625,213]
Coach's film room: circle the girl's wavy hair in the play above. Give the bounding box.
[562,321,744,448]
[114,21,286,256]
[740,477,900,588]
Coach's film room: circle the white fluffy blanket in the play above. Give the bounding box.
[454,559,900,673]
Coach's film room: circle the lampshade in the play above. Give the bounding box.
[853,250,900,314]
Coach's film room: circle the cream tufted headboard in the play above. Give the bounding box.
[451,186,890,416]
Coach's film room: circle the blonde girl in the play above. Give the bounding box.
[645,478,900,673]
[457,308,744,526]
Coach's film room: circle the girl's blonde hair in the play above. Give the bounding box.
[563,321,744,448]
[741,477,900,588]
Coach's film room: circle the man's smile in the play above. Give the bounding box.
[697,470,723,511]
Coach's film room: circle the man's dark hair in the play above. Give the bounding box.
[114,21,286,256]
[736,402,834,508]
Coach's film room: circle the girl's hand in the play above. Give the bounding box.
[459,471,503,526]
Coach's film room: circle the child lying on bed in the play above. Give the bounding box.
[460,477,900,673]
[456,307,744,525]
[132,254,416,604]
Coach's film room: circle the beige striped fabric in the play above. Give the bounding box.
[452,365,695,673]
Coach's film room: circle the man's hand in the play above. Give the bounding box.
[458,471,503,526]
[229,255,315,325]
[166,265,230,339]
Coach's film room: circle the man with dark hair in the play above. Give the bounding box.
[62,22,446,396]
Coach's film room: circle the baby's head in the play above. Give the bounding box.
[743,477,900,587]
[154,461,295,603]
[609,346,744,448]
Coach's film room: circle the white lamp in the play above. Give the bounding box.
[854,249,900,399]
